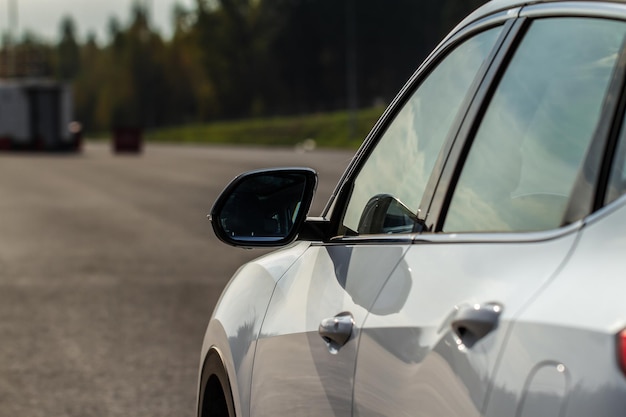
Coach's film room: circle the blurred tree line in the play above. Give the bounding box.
[2,0,486,133]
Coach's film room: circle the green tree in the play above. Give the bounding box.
[56,16,80,80]
[73,32,100,131]
[194,0,282,119]
[440,0,488,37]
[165,3,217,122]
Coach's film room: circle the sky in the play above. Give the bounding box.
[0,0,196,44]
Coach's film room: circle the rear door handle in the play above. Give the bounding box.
[451,303,503,348]
[319,312,354,353]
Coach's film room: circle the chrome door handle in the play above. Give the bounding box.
[451,303,503,348]
[319,312,354,353]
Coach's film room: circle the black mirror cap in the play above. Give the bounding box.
[209,167,318,248]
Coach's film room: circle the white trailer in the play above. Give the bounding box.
[0,79,81,151]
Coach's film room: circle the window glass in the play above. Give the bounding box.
[340,26,502,235]
[444,18,626,233]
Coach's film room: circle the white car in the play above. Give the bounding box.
[198,0,626,415]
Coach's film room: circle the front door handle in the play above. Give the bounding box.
[319,312,354,353]
[451,303,503,348]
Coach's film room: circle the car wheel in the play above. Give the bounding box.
[199,350,236,417]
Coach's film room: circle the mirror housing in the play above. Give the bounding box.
[357,194,424,234]
[210,168,318,247]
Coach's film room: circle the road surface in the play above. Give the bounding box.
[0,142,356,417]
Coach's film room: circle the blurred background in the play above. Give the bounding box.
[1,0,486,147]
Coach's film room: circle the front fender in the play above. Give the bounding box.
[198,241,311,417]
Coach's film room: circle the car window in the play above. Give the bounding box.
[444,18,626,233]
[339,26,503,236]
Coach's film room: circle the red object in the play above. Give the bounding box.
[0,137,11,150]
[113,127,143,153]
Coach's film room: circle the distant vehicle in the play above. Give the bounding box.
[0,79,81,151]
[197,0,626,416]
[112,126,143,154]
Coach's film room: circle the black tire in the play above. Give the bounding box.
[198,350,236,417]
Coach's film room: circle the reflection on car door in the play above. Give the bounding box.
[353,231,579,416]
[250,244,408,416]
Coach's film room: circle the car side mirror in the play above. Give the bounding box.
[209,168,318,247]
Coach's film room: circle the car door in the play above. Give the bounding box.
[249,23,506,417]
[353,14,626,417]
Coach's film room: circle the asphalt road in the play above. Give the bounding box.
[0,142,356,417]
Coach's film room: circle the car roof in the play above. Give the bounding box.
[453,0,626,38]
[466,0,626,21]
[480,0,626,13]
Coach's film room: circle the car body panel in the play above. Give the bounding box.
[353,228,580,417]
[250,244,409,416]
[199,241,311,417]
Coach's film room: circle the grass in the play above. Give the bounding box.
[143,106,386,149]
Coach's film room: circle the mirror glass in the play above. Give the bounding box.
[215,171,310,244]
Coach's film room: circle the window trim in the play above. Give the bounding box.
[412,220,581,245]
